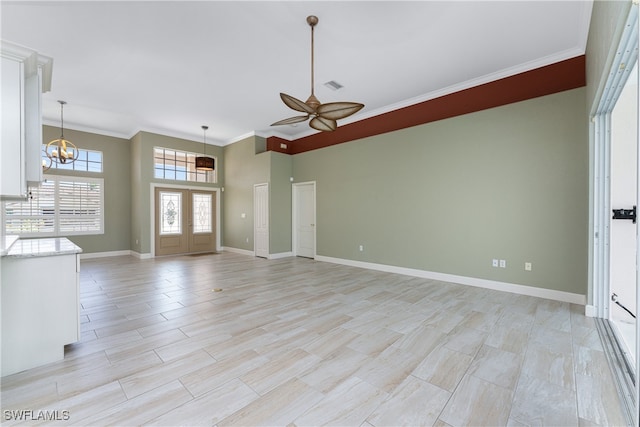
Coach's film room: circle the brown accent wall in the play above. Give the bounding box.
[267,55,586,155]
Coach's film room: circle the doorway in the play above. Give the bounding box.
[610,61,638,366]
[591,5,639,424]
[154,187,217,256]
[292,181,316,258]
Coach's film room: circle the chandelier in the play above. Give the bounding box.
[45,100,78,166]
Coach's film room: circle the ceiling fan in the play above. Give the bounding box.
[271,15,364,132]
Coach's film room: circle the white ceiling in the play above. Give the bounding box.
[1,1,592,146]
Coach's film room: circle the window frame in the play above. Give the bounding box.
[153,146,217,184]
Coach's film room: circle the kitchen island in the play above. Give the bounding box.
[1,237,82,376]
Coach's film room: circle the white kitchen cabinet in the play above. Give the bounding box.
[1,238,82,377]
[1,56,25,198]
[0,41,52,199]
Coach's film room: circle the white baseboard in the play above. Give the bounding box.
[585,305,597,317]
[269,252,293,260]
[80,250,132,260]
[222,246,255,257]
[131,251,152,260]
[315,255,586,305]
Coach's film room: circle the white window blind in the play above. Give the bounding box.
[3,175,104,237]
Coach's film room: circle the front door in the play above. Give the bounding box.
[155,187,216,256]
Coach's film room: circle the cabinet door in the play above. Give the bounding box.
[25,68,42,185]
[1,56,26,198]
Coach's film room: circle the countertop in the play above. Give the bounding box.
[0,235,19,256]
[2,237,83,258]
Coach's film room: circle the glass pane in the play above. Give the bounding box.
[160,192,181,235]
[164,150,176,162]
[74,160,88,171]
[76,150,88,161]
[87,151,101,162]
[192,193,212,233]
[88,162,102,173]
[56,161,74,170]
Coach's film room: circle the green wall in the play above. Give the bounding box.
[130,131,223,255]
[269,151,293,254]
[292,88,588,295]
[221,137,293,255]
[42,125,131,254]
[40,86,590,298]
[222,136,269,251]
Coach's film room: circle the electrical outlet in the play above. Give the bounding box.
[499,259,506,268]
[525,262,532,271]
[359,245,364,252]
[492,259,499,267]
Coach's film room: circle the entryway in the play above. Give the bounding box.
[154,187,217,256]
[590,4,639,424]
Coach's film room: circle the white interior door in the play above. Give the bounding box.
[294,182,316,258]
[254,183,269,258]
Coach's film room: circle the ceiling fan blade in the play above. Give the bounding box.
[271,115,310,126]
[309,116,337,132]
[280,93,315,114]
[316,102,365,120]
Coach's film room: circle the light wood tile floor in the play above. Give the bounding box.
[0,253,628,426]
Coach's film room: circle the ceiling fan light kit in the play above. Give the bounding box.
[271,15,364,132]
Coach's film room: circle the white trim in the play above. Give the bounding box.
[254,183,269,258]
[316,255,586,306]
[222,246,255,257]
[131,251,152,260]
[80,250,130,260]
[268,252,293,260]
[591,113,612,319]
[585,305,597,318]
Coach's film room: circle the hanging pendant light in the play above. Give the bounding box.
[46,100,79,165]
[195,125,214,171]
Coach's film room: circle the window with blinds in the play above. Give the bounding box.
[3,175,104,237]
